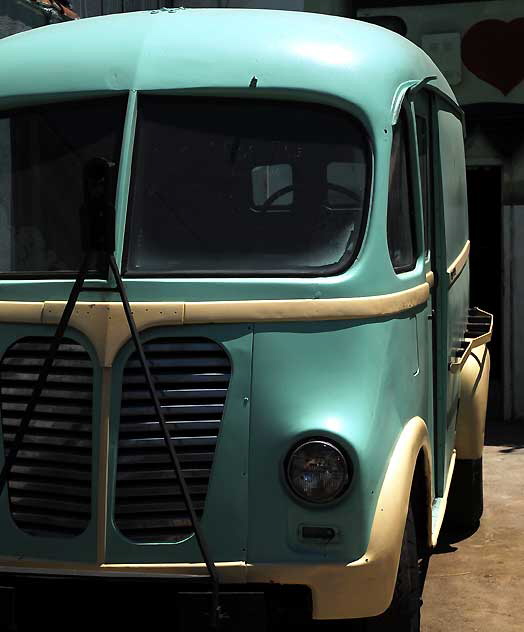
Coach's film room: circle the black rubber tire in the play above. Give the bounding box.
[305,505,421,632]
[363,504,421,632]
[444,457,483,531]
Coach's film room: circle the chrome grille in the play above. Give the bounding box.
[0,337,93,537]
[115,337,230,543]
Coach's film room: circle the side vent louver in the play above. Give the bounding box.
[0,337,93,537]
[115,337,230,543]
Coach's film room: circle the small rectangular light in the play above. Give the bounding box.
[300,526,337,541]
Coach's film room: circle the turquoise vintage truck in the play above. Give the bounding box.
[0,8,491,631]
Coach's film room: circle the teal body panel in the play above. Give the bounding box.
[247,315,425,564]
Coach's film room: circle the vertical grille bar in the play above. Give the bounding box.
[115,337,231,543]
[0,337,93,537]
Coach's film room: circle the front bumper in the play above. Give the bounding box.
[0,551,396,622]
[0,573,311,631]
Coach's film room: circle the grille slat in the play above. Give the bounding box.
[119,403,224,418]
[116,516,193,530]
[10,464,91,481]
[115,498,206,515]
[11,511,88,531]
[1,372,93,385]
[123,388,228,401]
[116,467,211,482]
[116,483,208,498]
[125,357,230,370]
[118,436,217,450]
[10,494,91,515]
[8,448,92,466]
[2,418,92,434]
[117,451,215,466]
[0,337,93,538]
[3,433,92,449]
[2,387,92,400]
[123,372,230,386]
[2,403,93,418]
[115,337,230,543]
[119,420,220,434]
[9,478,91,497]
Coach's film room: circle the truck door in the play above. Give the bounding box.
[437,101,470,496]
[413,91,439,495]
[417,91,469,497]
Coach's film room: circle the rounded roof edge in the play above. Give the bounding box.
[0,8,456,116]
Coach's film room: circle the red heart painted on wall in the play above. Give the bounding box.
[462,18,524,95]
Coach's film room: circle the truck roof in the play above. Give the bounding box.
[0,8,455,125]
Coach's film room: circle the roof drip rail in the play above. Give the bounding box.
[409,75,437,95]
[391,76,436,124]
[391,75,465,131]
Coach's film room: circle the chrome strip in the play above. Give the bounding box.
[447,240,470,287]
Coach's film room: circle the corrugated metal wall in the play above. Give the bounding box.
[69,0,305,18]
[0,0,70,40]
[70,1,183,17]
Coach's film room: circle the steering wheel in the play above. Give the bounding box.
[326,182,361,204]
[255,185,295,212]
[255,183,361,212]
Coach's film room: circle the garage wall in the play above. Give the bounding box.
[69,0,305,16]
[69,0,352,17]
[0,0,74,39]
[0,0,50,38]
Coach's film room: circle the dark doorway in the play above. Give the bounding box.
[466,166,502,417]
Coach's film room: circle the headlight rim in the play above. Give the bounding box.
[284,437,353,506]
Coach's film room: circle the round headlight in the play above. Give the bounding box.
[286,440,350,504]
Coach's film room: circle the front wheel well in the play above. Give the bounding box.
[410,450,431,557]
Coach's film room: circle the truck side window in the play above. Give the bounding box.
[438,109,469,266]
[387,115,416,273]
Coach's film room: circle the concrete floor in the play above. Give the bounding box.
[422,421,524,631]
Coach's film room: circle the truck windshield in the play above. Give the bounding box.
[0,97,126,276]
[124,97,370,277]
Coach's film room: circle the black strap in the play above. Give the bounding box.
[108,255,220,628]
[0,250,92,493]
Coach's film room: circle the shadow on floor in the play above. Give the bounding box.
[484,418,524,449]
[433,522,479,554]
